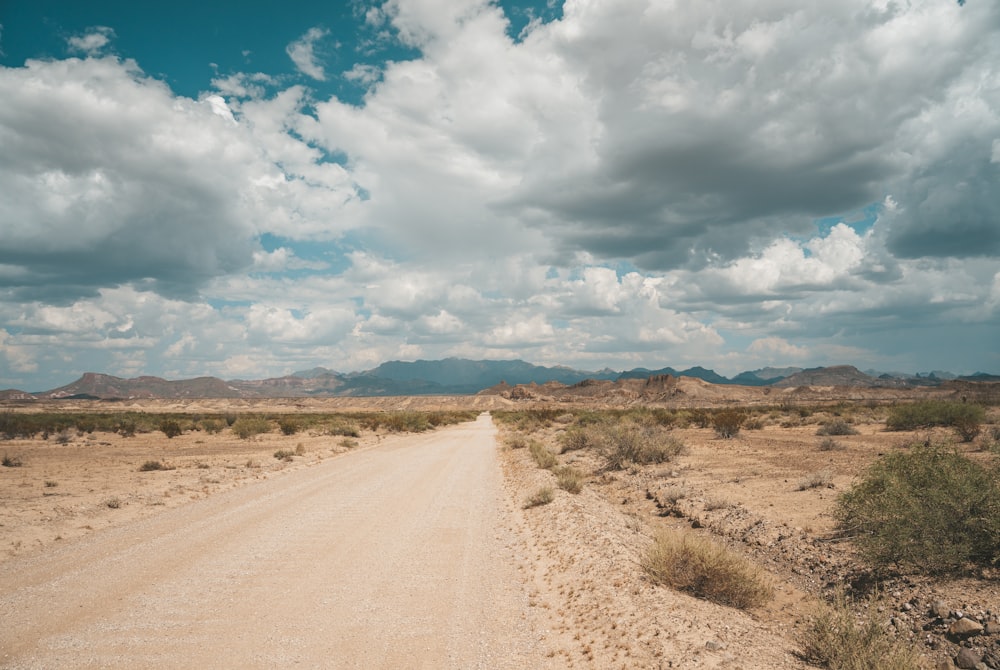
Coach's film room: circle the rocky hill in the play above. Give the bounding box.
[8,359,995,401]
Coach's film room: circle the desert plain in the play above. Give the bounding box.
[1,384,999,668]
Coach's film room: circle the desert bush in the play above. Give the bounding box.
[75,417,96,434]
[523,486,554,508]
[338,438,358,449]
[801,590,923,670]
[559,426,591,452]
[273,449,295,461]
[2,453,24,467]
[885,400,984,432]
[278,418,300,436]
[835,443,1000,574]
[159,419,183,439]
[743,416,765,430]
[104,497,122,509]
[818,437,845,451]
[594,421,685,470]
[231,416,271,439]
[323,420,360,438]
[816,419,858,436]
[642,530,773,609]
[711,410,745,438]
[44,480,58,487]
[505,434,528,449]
[554,466,585,494]
[797,469,833,491]
[295,443,305,456]
[117,418,137,437]
[200,419,224,434]
[528,440,558,470]
[54,430,73,445]
[139,460,166,471]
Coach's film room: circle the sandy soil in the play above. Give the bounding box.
[0,414,544,669]
[3,401,999,669]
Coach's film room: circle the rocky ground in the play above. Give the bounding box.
[497,405,1000,669]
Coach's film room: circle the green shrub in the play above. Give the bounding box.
[711,410,745,438]
[232,416,271,439]
[642,530,773,609]
[554,466,585,494]
[523,486,554,508]
[160,419,183,438]
[885,400,985,432]
[801,590,924,670]
[278,418,300,436]
[200,419,224,434]
[816,419,859,436]
[835,444,1000,574]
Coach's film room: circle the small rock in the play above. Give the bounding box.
[955,648,981,669]
[902,602,913,612]
[934,601,952,618]
[935,660,955,670]
[705,640,726,652]
[951,618,985,637]
[984,621,1000,635]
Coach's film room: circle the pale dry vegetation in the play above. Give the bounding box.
[496,398,1000,669]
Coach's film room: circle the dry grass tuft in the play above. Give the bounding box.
[524,486,555,508]
[800,590,924,670]
[797,469,833,491]
[529,440,558,470]
[642,530,773,609]
[554,466,585,494]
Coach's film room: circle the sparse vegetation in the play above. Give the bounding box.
[711,409,745,438]
[816,419,858,436]
[835,443,1000,574]
[273,449,295,462]
[159,419,183,438]
[592,421,685,470]
[338,438,358,449]
[818,437,845,451]
[524,486,554,508]
[797,469,833,491]
[801,590,924,670]
[278,418,300,436]
[231,416,271,440]
[642,530,773,609]
[139,460,167,472]
[554,465,585,493]
[2,453,24,467]
[528,440,558,469]
[885,400,984,436]
[104,497,122,509]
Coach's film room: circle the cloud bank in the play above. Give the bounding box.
[0,0,998,389]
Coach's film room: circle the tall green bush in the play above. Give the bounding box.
[835,444,1000,574]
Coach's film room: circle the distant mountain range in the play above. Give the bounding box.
[2,359,998,400]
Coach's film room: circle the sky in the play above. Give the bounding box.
[1,0,998,391]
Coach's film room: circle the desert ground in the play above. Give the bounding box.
[1,393,999,668]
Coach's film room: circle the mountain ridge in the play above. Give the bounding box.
[2,359,995,401]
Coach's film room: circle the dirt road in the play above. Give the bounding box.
[0,413,543,669]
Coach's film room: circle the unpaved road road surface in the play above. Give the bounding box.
[0,413,543,669]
